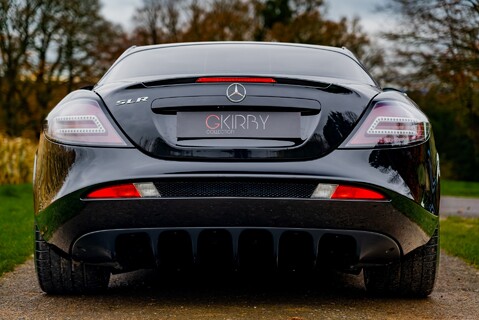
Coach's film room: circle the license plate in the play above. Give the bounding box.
[177,112,301,139]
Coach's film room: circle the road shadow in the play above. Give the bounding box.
[101,268,371,304]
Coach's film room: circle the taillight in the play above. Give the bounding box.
[345,100,430,148]
[45,99,127,146]
[87,184,141,199]
[86,182,159,199]
[330,185,386,200]
[311,184,386,200]
[196,77,276,83]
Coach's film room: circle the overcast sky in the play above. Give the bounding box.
[100,0,390,35]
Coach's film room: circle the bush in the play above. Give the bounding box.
[0,133,36,184]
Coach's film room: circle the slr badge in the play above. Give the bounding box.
[116,96,148,105]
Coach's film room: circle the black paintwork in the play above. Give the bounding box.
[34,42,440,274]
[34,135,439,255]
[96,78,380,160]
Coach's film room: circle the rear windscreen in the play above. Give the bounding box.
[100,43,375,85]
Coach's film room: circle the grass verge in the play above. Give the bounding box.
[442,179,479,198]
[0,184,33,277]
[441,216,479,268]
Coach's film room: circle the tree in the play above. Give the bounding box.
[182,0,257,41]
[0,0,41,136]
[262,0,293,29]
[259,0,383,73]
[382,0,479,180]
[132,0,184,44]
[132,0,382,67]
[0,0,128,137]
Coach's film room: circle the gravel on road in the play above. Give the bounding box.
[1,252,479,320]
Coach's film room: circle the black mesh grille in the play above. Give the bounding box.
[154,180,317,198]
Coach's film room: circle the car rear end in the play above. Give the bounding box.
[34,42,440,296]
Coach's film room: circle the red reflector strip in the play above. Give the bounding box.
[196,77,276,83]
[331,185,386,200]
[86,184,141,199]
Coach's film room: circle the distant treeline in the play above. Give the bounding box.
[0,0,478,181]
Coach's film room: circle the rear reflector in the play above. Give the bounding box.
[87,184,141,199]
[86,182,160,199]
[331,185,386,200]
[196,77,276,83]
[311,184,386,200]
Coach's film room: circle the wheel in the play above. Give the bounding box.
[364,227,439,297]
[34,226,110,294]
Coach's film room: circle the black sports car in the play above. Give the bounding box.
[34,42,440,296]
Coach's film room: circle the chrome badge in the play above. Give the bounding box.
[226,83,246,103]
[116,96,148,105]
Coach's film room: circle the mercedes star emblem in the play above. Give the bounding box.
[226,83,246,103]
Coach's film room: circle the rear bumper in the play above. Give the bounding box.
[40,193,436,259]
[34,135,440,268]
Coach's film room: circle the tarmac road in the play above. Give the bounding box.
[1,253,479,319]
[440,196,479,217]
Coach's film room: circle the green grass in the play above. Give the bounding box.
[442,179,479,198]
[0,184,34,276]
[441,216,479,268]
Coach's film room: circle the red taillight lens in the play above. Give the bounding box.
[196,77,276,83]
[312,183,386,200]
[87,184,141,199]
[45,99,126,146]
[86,182,160,199]
[345,100,430,148]
[331,185,386,200]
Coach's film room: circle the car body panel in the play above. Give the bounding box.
[34,134,439,257]
[34,42,440,277]
[95,80,378,160]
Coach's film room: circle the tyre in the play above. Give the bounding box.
[34,226,110,294]
[364,228,439,297]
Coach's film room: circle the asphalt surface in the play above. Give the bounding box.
[1,253,479,319]
[440,196,479,217]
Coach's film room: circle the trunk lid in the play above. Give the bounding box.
[95,78,379,160]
